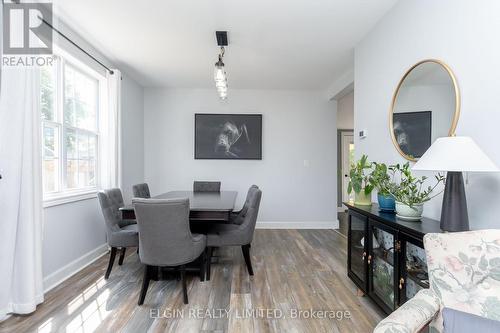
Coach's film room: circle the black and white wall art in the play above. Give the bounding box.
[195,114,262,159]
[393,111,432,158]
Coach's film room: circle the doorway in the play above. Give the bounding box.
[338,130,354,209]
[334,84,354,235]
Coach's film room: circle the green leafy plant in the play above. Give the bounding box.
[348,155,374,195]
[370,162,398,197]
[389,162,445,207]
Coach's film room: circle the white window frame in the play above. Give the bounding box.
[43,47,107,207]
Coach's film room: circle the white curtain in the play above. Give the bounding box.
[0,65,45,319]
[101,69,122,189]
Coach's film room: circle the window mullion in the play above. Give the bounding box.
[59,57,66,192]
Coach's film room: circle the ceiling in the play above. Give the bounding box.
[52,0,397,89]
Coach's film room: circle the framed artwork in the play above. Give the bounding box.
[392,111,432,158]
[195,113,262,160]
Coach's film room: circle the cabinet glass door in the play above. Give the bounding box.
[348,211,368,292]
[399,234,429,304]
[369,220,398,312]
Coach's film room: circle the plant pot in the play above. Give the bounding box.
[395,201,424,221]
[354,190,372,206]
[378,194,395,212]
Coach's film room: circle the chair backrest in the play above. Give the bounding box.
[237,186,262,244]
[133,183,151,198]
[133,198,199,266]
[97,189,124,238]
[193,181,221,192]
[233,185,259,225]
[423,229,500,332]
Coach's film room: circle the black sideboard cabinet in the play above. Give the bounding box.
[344,202,442,314]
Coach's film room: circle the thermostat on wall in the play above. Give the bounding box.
[359,130,367,139]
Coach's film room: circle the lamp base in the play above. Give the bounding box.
[440,171,469,232]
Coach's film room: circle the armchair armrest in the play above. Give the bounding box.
[374,289,440,333]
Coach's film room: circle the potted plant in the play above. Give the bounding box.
[389,163,445,221]
[370,162,397,212]
[348,155,374,206]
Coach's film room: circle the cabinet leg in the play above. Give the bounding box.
[356,289,365,297]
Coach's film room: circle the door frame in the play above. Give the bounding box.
[337,129,354,210]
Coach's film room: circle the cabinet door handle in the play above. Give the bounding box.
[367,255,372,265]
[362,252,366,261]
[399,277,405,290]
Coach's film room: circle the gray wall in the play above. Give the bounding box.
[120,74,145,203]
[337,91,354,129]
[354,0,500,229]
[144,89,337,225]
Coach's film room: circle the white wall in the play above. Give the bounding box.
[337,90,354,129]
[144,89,337,225]
[42,18,144,287]
[354,0,500,229]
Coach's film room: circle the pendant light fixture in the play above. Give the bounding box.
[214,31,228,100]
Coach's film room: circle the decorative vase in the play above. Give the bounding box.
[354,190,372,206]
[395,201,424,221]
[378,194,395,212]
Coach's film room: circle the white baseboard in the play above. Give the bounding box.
[256,220,339,229]
[43,243,108,293]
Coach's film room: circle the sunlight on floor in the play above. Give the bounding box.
[67,277,106,315]
[64,276,111,333]
[37,317,53,333]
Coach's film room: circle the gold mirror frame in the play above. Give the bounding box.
[389,59,461,161]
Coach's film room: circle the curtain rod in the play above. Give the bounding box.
[39,17,115,75]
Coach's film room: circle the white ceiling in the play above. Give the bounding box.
[52,0,397,89]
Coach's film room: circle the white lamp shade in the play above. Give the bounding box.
[412,136,499,172]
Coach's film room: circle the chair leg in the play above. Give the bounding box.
[241,244,254,276]
[199,251,206,282]
[105,247,117,279]
[206,247,213,281]
[180,265,188,304]
[118,247,126,265]
[138,265,152,305]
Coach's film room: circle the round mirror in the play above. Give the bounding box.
[390,59,460,161]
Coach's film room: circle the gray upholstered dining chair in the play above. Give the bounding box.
[205,186,262,279]
[133,198,207,305]
[193,181,221,192]
[97,189,139,279]
[229,185,259,225]
[132,183,151,198]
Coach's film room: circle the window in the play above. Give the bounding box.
[41,53,102,201]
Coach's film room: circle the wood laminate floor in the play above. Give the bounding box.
[0,230,383,333]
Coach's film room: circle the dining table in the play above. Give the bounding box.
[120,190,238,222]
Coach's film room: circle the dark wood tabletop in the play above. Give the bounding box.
[120,190,238,221]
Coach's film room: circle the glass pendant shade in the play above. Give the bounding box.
[214,61,228,100]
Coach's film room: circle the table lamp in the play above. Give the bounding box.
[412,136,499,231]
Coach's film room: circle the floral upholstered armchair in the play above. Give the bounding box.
[374,229,500,333]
